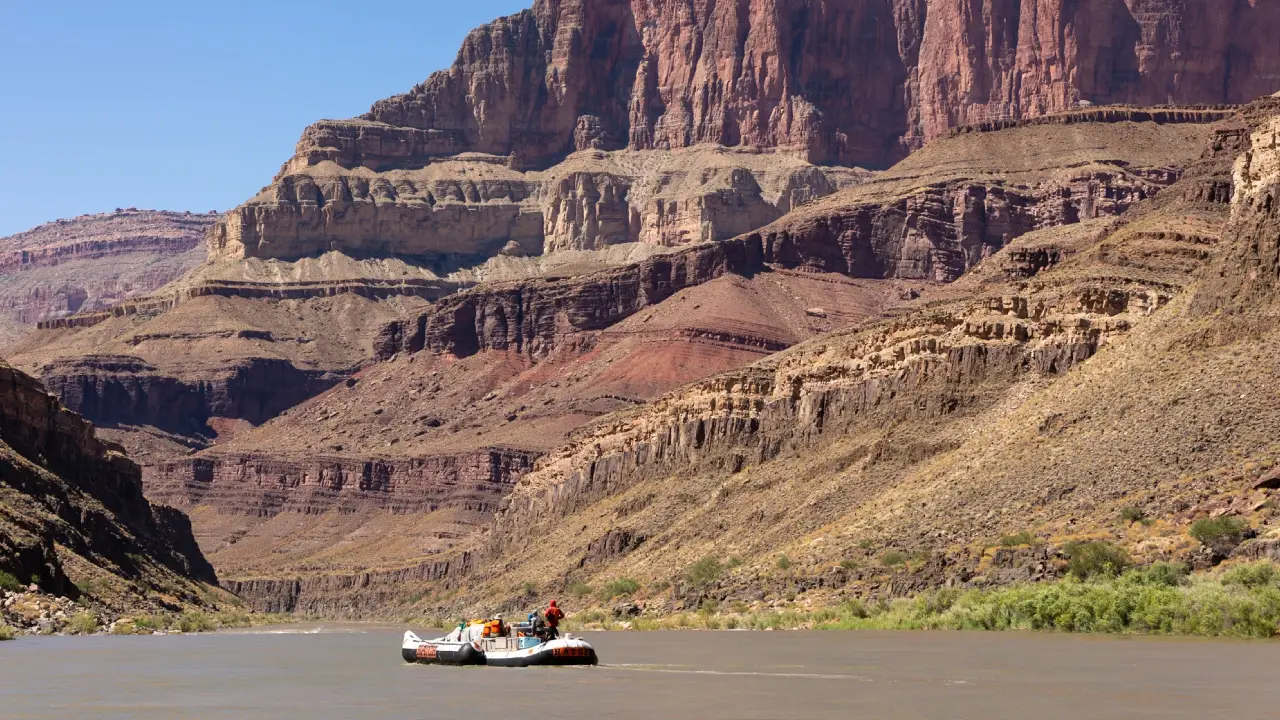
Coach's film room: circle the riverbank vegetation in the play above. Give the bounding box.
[0,623,13,641]
[564,561,1280,638]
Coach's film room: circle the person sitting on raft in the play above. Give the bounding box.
[544,600,565,639]
[483,614,507,638]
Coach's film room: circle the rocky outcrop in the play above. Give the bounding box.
[0,210,214,344]
[149,449,536,518]
[755,169,1177,282]
[377,236,763,360]
[304,0,1280,170]
[1195,103,1280,310]
[35,355,343,436]
[210,0,1280,264]
[220,554,471,615]
[209,148,861,261]
[0,360,215,594]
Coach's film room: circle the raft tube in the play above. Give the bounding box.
[401,632,484,665]
[402,631,598,667]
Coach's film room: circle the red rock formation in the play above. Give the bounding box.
[311,0,1280,171]
[378,236,764,359]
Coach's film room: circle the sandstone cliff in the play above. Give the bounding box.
[344,0,1280,168]
[0,210,214,345]
[209,0,1280,264]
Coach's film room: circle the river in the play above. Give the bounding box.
[1,626,1276,719]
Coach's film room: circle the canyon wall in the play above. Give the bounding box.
[148,449,536,518]
[0,360,215,593]
[0,210,214,344]
[209,0,1280,263]
[352,0,1280,169]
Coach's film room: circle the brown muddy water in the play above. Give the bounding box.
[1,625,1277,719]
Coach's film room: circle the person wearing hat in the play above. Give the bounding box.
[484,613,506,638]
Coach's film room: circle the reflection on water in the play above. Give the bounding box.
[1,627,1278,719]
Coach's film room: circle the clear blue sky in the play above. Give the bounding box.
[0,1,532,236]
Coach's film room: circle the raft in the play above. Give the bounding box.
[402,630,598,667]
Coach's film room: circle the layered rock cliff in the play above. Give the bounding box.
[209,0,1280,264]
[336,0,1280,168]
[0,210,214,345]
[0,360,216,603]
[208,147,863,261]
[139,110,1230,614]
[443,98,1280,613]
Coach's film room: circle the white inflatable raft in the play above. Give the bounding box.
[402,629,598,667]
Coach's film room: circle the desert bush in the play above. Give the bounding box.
[1122,562,1189,588]
[67,612,99,635]
[776,555,792,570]
[1063,541,1130,580]
[1119,507,1148,524]
[213,611,252,628]
[176,612,214,633]
[998,532,1036,548]
[566,582,593,598]
[839,559,860,571]
[650,580,671,593]
[133,616,162,631]
[0,571,21,593]
[1189,516,1248,546]
[598,578,641,601]
[684,556,723,588]
[0,624,13,641]
[881,550,907,567]
[1220,562,1280,589]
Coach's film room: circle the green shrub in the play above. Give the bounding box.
[132,615,164,631]
[213,610,252,628]
[881,550,907,567]
[0,624,13,641]
[776,555,792,570]
[1064,541,1130,580]
[1220,562,1280,589]
[1189,516,1248,546]
[650,580,671,593]
[839,559,860,571]
[74,578,107,597]
[0,571,21,593]
[684,556,723,588]
[725,556,743,569]
[839,599,870,619]
[176,612,214,633]
[599,578,641,600]
[1119,507,1148,524]
[729,600,750,613]
[67,612,99,635]
[857,539,873,550]
[521,581,537,597]
[1122,562,1189,588]
[566,582,593,598]
[998,532,1036,548]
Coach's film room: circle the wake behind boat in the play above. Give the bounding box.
[402,624,598,668]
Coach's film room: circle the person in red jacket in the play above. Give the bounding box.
[545,599,565,639]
